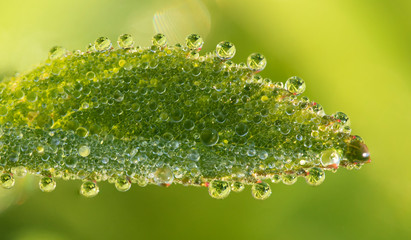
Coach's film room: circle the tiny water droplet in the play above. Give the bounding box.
[94,37,112,52]
[333,112,350,126]
[251,182,271,200]
[282,174,297,185]
[80,181,99,198]
[305,167,325,186]
[235,123,248,137]
[216,41,236,60]
[76,127,89,138]
[247,53,267,72]
[0,173,14,189]
[78,145,91,157]
[208,180,230,199]
[285,76,306,95]
[154,166,174,185]
[185,33,204,50]
[39,177,56,192]
[321,149,340,167]
[152,33,167,47]
[117,34,134,49]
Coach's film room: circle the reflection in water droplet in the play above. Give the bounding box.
[251,182,271,200]
[247,53,267,72]
[152,33,167,47]
[117,34,134,49]
[0,173,15,189]
[216,41,236,60]
[39,177,56,192]
[94,37,112,52]
[305,167,325,186]
[80,181,99,198]
[285,76,306,95]
[208,180,230,199]
[115,176,131,192]
[185,33,204,50]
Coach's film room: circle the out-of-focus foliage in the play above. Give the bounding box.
[0,0,409,239]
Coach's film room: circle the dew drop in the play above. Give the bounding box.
[94,37,112,52]
[76,127,89,138]
[305,167,325,186]
[154,166,174,185]
[231,182,245,192]
[115,176,131,192]
[185,33,204,50]
[0,173,15,189]
[215,41,236,60]
[78,145,91,157]
[285,76,306,95]
[321,149,341,168]
[187,149,200,161]
[80,181,99,198]
[26,91,38,102]
[346,140,370,163]
[251,182,271,200]
[39,177,56,192]
[282,174,297,185]
[86,71,96,80]
[64,156,78,168]
[183,119,195,131]
[117,34,134,49]
[12,166,27,177]
[152,33,167,47]
[235,123,248,137]
[247,53,267,72]
[49,46,66,60]
[0,106,7,116]
[200,129,219,146]
[208,180,230,199]
[333,112,350,126]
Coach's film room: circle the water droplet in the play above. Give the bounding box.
[113,90,124,102]
[0,106,7,116]
[26,91,38,102]
[49,46,66,60]
[80,181,99,198]
[183,119,195,130]
[208,180,230,199]
[200,129,219,146]
[251,182,271,200]
[282,174,297,185]
[305,167,325,186]
[170,109,184,122]
[154,166,174,185]
[215,41,236,60]
[321,149,341,167]
[187,149,200,161]
[86,71,95,80]
[0,173,14,189]
[94,37,112,52]
[78,145,90,157]
[152,33,167,47]
[247,53,267,71]
[64,156,78,168]
[185,33,204,50]
[12,166,27,177]
[333,112,350,126]
[117,34,134,49]
[115,176,131,192]
[39,177,56,192]
[231,182,244,192]
[285,76,306,95]
[76,127,89,138]
[271,175,281,183]
[346,140,370,163]
[235,123,248,137]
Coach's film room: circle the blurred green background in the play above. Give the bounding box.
[0,0,410,239]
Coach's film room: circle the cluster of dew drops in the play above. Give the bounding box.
[0,33,352,200]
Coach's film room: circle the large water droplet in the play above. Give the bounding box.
[208,180,230,199]
[152,33,167,47]
[321,149,340,168]
[285,76,306,95]
[247,53,267,72]
[251,182,271,200]
[39,177,56,192]
[94,37,112,52]
[185,33,204,50]
[215,41,236,60]
[346,140,370,163]
[333,112,350,126]
[305,167,325,186]
[49,46,66,60]
[154,166,174,185]
[80,181,99,198]
[115,176,131,192]
[117,34,134,49]
[0,173,15,189]
[200,129,219,146]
